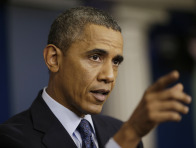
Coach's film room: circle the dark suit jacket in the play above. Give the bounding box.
[0,91,143,148]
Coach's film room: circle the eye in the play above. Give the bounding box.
[89,54,101,62]
[112,56,123,67]
[113,59,120,66]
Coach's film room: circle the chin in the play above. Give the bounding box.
[85,105,103,115]
[90,110,102,115]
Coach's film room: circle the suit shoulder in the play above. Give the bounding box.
[1,109,31,126]
[0,110,31,148]
[0,109,32,136]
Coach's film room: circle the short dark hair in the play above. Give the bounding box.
[47,6,121,52]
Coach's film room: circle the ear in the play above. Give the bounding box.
[43,44,62,73]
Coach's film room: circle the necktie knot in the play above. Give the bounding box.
[78,119,93,138]
[77,119,97,148]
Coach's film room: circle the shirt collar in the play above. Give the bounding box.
[42,87,96,137]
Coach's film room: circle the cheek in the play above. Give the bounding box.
[79,61,100,83]
[76,69,93,86]
[70,65,97,97]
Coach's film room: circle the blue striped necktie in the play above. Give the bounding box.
[77,119,97,148]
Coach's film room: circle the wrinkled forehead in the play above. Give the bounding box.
[65,24,123,58]
[80,24,123,47]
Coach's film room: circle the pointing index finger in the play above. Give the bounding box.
[148,70,180,92]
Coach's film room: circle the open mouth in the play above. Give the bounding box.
[90,89,110,102]
[90,89,110,95]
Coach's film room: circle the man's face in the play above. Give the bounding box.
[56,24,123,117]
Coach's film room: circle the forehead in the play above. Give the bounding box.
[66,24,123,57]
[81,24,123,52]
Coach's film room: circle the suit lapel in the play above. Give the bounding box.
[30,91,77,148]
[42,121,76,148]
[92,115,113,148]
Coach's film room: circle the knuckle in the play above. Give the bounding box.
[170,101,176,108]
[168,90,178,99]
[168,90,175,97]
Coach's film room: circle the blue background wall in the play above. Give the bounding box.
[0,4,63,119]
[0,1,9,123]
[149,11,196,148]
[7,6,58,115]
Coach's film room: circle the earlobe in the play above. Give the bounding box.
[43,44,62,72]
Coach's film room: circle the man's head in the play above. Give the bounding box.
[44,6,123,117]
[47,6,121,53]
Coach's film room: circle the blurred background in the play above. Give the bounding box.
[0,0,196,147]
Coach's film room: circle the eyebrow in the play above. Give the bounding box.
[86,48,124,63]
[86,48,108,55]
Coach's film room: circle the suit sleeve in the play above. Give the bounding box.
[0,124,25,148]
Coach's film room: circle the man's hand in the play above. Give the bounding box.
[114,70,192,148]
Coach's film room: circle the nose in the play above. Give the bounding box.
[97,62,115,83]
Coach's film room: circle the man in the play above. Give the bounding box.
[0,6,191,148]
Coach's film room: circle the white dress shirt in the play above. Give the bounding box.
[42,87,120,148]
